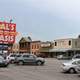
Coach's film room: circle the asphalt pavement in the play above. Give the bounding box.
[0,58,79,80]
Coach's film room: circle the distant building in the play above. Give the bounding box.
[19,36,32,53]
[18,37,53,57]
[49,37,80,57]
[31,41,41,55]
[11,43,19,53]
[39,41,53,57]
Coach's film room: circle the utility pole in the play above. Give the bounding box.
[8,19,12,54]
[2,21,5,58]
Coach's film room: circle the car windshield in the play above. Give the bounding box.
[63,60,76,64]
[65,60,80,65]
[16,55,21,57]
[73,54,80,59]
[11,55,16,57]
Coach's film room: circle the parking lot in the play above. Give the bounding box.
[0,58,80,80]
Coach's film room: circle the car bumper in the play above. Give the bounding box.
[61,66,69,72]
[0,63,8,67]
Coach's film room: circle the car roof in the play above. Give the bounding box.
[22,53,34,55]
[73,54,80,57]
[71,59,80,62]
[64,59,80,63]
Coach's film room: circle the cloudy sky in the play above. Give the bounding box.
[0,0,80,41]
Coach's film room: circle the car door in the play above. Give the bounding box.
[77,60,80,71]
[28,55,36,63]
[23,55,30,63]
[23,55,35,64]
[0,57,4,65]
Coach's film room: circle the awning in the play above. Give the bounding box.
[39,48,50,52]
[49,48,72,52]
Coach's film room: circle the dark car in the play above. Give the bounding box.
[72,54,80,60]
[0,56,9,67]
[14,54,45,65]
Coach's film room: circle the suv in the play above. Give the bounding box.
[0,56,9,67]
[14,54,45,65]
[6,53,17,63]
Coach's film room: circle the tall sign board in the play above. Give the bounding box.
[0,22,16,44]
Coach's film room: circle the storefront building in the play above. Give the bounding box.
[11,43,19,53]
[49,37,80,58]
[19,36,32,53]
[39,42,53,57]
[31,41,41,55]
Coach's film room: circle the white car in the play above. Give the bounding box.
[61,59,80,73]
[6,54,16,63]
[0,56,9,67]
[57,55,63,60]
[14,54,45,65]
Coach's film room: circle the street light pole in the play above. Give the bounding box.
[2,21,5,58]
[2,29,4,54]
[1,19,13,58]
[8,19,12,54]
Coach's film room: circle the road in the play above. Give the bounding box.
[0,58,80,80]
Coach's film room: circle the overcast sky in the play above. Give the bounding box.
[0,0,80,41]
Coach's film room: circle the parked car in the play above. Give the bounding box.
[57,55,63,60]
[0,56,9,67]
[6,53,17,63]
[57,55,71,60]
[14,54,45,65]
[61,59,80,73]
[72,54,80,60]
[76,60,80,73]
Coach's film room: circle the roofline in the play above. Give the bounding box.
[31,40,41,43]
[54,38,78,41]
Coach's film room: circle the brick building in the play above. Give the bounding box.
[18,36,54,57]
[19,36,32,53]
[31,41,41,55]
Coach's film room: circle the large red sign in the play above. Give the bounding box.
[0,22,16,43]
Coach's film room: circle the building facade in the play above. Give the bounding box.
[50,38,80,57]
[11,43,19,53]
[19,37,32,53]
[18,37,53,57]
[39,42,53,57]
[31,41,41,55]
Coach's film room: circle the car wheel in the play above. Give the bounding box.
[4,64,8,67]
[18,61,23,65]
[37,61,42,65]
[11,60,14,64]
[69,68,76,73]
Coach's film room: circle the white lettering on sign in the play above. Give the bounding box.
[0,35,15,43]
[0,23,16,31]
[10,36,14,42]
[0,24,5,29]
[0,35,4,41]
[11,25,14,31]
[6,24,9,30]
[5,36,8,41]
